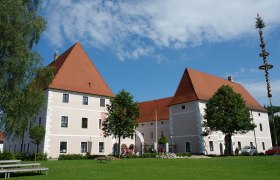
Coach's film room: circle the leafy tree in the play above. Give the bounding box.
[102,90,140,158]
[158,135,168,145]
[270,116,280,146]
[0,0,53,138]
[203,85,255,155]
[29,125,45,154]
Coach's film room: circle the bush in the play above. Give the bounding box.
[139,153,156,158]
[125,154,138,159]
[0,151,14,160]
[0,152,47,161]
[58,154,86,160]
[15,152,27,161]
[176,152,192,157]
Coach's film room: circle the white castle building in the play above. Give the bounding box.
[4,43,272,157]
[4,43,135,158]
[136,68,272,155]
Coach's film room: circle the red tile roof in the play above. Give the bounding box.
[137,97,173,123]
[48,43,114,97]
[170,68,267,112]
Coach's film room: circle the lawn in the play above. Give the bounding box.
[8,156,280,179]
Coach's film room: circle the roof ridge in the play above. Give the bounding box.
[139,96,173,104]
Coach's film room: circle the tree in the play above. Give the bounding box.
[102,90,140,158]
[270,116,280,146]
[158,135,168,145]
[29,125,45,154]
[203,85,256,155]
[264,106,280,146]
[0,0,53,138]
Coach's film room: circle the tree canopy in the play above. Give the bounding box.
[29,125,45,153]
[203,85,255,155]
[158,135,168,145]
[0,0,53,137]
[102,90,139,158]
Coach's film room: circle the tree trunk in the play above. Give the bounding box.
[36,143,39,153]
[118,136,121,159]
[225,134,233,155]
[20,130,25,152]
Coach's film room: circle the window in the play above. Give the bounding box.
[209,141,214,151]
[27,143,30,153]
[99,119,102,129]
[150,132,153,139]
[83,96,88,105]
[60,142,67,153]
[161,121,164,124]
[14,145,16,153]
[99,142,104,153]
[82,118,88,128]
[141,124,144,126]
[258,113,261,116]
[100,98,105,107]
[61,116,68,128]
[259,123,263,131]
[182,105,185,109]
[81,142,87,153]
[123,136,125,139]
[185,142,191,152]
[23,144,25,151]
[151,123,153,125]
[262,142,265,150]
[238,141,241,150]
[131,135,134,139]
[63,94,69,103]
[250,142,253,147]
[161,131,164,136]
[39,117,41,126]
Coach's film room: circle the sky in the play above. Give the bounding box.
[35,0,280,106]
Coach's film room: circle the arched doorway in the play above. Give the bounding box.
[135,130,144,154]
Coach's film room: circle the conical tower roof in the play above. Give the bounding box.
[48,42,114,97]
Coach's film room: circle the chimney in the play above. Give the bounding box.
[54,50,59,60]
[227,76,233,82]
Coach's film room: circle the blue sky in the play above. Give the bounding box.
[35,0,280,106]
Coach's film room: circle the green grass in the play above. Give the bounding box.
[7,156,280,180]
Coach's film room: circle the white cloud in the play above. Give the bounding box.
[241,79,280,106]
[42,0,280,60]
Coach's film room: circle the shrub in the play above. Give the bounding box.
[140,153,156,158]
[125,154,138,159]
[176,152,192,157]
[58,154,86,160]
[15,152,27,161]
[0,151,14,160]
